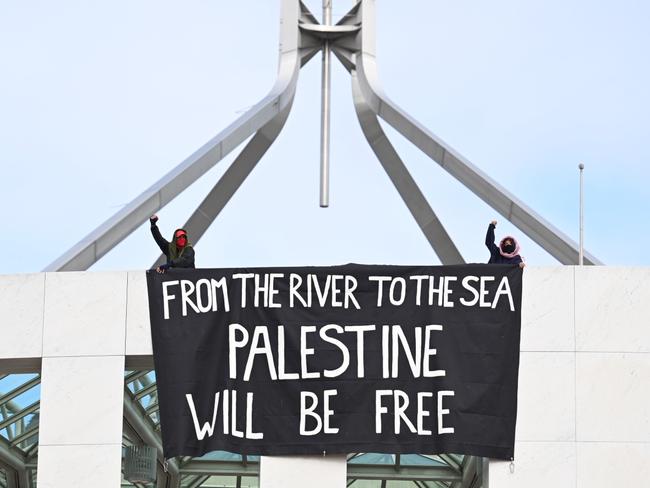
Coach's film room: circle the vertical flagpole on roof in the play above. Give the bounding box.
[320,0,333,207]
[579,163,585,265]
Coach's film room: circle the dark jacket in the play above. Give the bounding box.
[485,223,523,265]
[151,224,195,269]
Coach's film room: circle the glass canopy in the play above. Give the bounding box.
[0,372,485,488]
[0,374,39,487]
[122,371,485,488]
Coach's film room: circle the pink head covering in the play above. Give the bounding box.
[499,235,523,260]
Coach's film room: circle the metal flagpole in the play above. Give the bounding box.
[579,163,585,266]
[320,0,332,207]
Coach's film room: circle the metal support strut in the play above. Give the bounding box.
[48,0,600,273]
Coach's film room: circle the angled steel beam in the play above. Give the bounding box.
[299,0,319,25]
[449,455,486,488]
[134,381,157,401]
[0,403,38,433]
[44,0,304,272]
[438,454,462,474]
[179,460,259,477]
[24,443,38,463]
[125,370,151,384]
[336,1,361,27]
[354,0,601,265]
[352,70,465,264]
[186,475,211,488]
[0,376,40,407]
[347,464,460,483]
[145,400,160,415]
[151,6,318,267]
[9,428,37,450]
[460,455,477,488]
[152,102,294,268]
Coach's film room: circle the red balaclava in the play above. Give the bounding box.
[175,230,188,249]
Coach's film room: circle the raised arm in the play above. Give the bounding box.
[485,220,499,256]
[149,215,169,256]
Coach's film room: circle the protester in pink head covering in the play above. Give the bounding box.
[485,220,525,268]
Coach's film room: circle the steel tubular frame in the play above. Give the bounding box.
[47,0,600,274]
[151,101,295,268]
[351,71,465,264]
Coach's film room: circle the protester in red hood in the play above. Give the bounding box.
[485,220,525,268]
[149,215,195,273]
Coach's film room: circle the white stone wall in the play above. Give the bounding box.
[0,272,128,487]
[0,267,648,487]
[489,267,650,487]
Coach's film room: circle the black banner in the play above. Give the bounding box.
[147,264,522,460]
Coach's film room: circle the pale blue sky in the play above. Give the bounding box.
[1,0,649,274]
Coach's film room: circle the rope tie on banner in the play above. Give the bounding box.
[163,458,169,473]
[509,458,515,474]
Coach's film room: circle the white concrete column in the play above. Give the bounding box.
[260,455,347,488]
[36,272,127,487]
[0,273,45,365]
